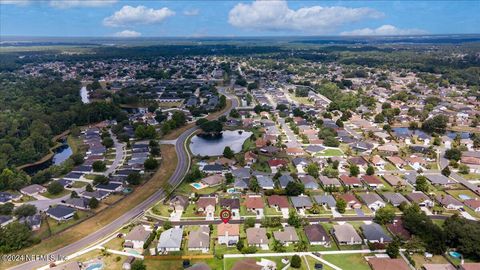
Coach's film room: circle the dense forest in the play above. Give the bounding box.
[0,74,124,170]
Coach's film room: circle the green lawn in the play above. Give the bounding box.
[322,253,372,270]
[71,181,88,188]
[176,182,221,196]
[41,189,70,199]
[317,149,344,157]
[462,173,480,180]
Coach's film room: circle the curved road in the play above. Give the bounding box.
[11,89,238,270]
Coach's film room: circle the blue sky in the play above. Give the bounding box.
[0,0,478,37]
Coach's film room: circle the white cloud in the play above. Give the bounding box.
[49,0,117,9]
[183,8,199,16]
[228,0,383,34]
[0,0,30,6]
[114,30,141,38]
[341,24,428,36]
[103,5,175,27]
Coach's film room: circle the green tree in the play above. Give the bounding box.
[248,177,260,193]
[47,181,64,195]
[445,148,462,161]
[349,164,360,177]
[0,222,35,253]
[163,220,172,230]
[287,210,302,228]
[386,238,401,258]
[441,166,451,177]
[366,165,375,175]
[374,205,396,225]
[336,198,347,214]
[290,255,302,268]
[85,184,94,192]
[285,181,304,196]
[306,163,319,178]
[13,204,37,218]
[102,137,114,148]
[0,203,14,215]
[92,161,107,172]
[415,176,429,192]
[421,115,448,133]
[144,158,159,171]
[93,175,109,185]
[223,146,235,159]
[126,172,142,185]
[131,260,147,270]
[88,197,99,209]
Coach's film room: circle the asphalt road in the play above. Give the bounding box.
[11,89,238,270]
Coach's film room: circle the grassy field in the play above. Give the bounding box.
[411,254,450,269]
[321,253,372,270]
[41,189,70,199]
[1,144,177,269]
[317,148,344,157]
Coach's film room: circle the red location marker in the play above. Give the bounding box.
[220,209,232,224]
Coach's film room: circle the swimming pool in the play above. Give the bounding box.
[227,188,236,194]
[449,251,462,258]
[190,182,208,190]
[124,248,141,255]
[85,263,103,270]
[458,194,471,201]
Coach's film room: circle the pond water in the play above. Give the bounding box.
[189,130,252,156]
[80,86,90,104]
[23,141,72,175]
[392,127,473,139]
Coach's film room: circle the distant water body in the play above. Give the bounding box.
[80,86,90,104]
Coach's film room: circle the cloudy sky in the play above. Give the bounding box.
[0,0,478,37]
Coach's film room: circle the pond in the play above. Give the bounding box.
[80,86,90,104]
[23,141,73,175]
[392,127,473,139]
[189,130,252,156]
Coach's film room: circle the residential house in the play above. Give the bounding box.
[200,175,224,186]
[157,227,183,252]
[338,193,362,209]
[386,156,407,169]
[426,174,455,186]
[0,215,13,227]
[255,175,275,190]
[313,194,336,209]
[464,198,480,212]
[435,194,463,210]
[331,223,362,245]
[406,192,435,207]
[368,258,409,270]
[292,157,309,174]
[63,197,90,210]
[267,159,288,173]
[246,228,269,250]
[20,184,46,196]
[267,195,290,218]
[217,223,240,246]
[359,193,386,211]
[220,198,240,220]
[278,174,294,189]
[19,214,42,231]
[169,195,189,213]
[196,197,216,220]
[361,175,384,189]
[290,195,313,215]
[273,227,299,246]
[383,174,407,187]
[370,155,386,168]
[361,223,392,244]
[423,264,456,270]
[124,225,151,249]
[245,195,264,217]
[244,151,258,166]
[286,147,305,156]
[202,164,226,174]
[188,226,210,253]
[318,176,341,188]
[377,144,399,155]
[386,220,411,240]
[339,175,362,188]
[382,192,409,207]
[304,224,331,246]
[459,263,480,270]
[46,205,76,221]
[299,175,319,190]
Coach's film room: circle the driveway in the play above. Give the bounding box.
[355,208,365,217]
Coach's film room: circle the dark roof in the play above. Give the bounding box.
[361,223,392,242]
[46,205,76,219]
[96,182,122,191]
[220,198,240,209]
[304,224,331,243]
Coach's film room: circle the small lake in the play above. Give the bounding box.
[189,130,252,156]
[392,127,473,139]
[23,141,73,175]
[80,86,90,104]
